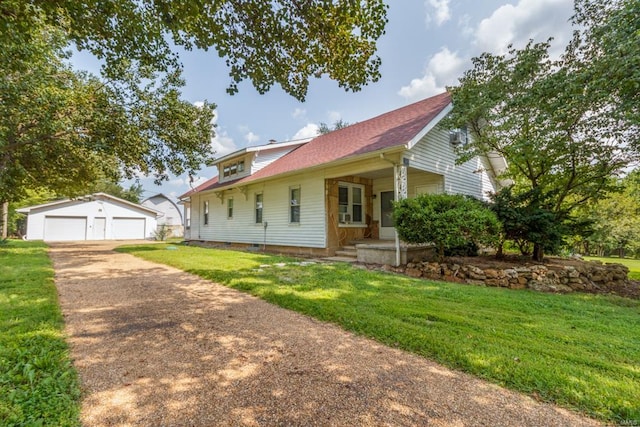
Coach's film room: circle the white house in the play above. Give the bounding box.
[17,193,159,241]
[179,92,506,257]
[141,193,184,237]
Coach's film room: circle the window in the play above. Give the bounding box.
[290,186,300,223]
[227,198,234,219]
[203,201,209,225]
[338,183,365,225]
[255,193,263,223]
[222,160,245,178]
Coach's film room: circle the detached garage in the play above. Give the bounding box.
[17,193,159,241]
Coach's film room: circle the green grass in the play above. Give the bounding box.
[585,256,640,280]
[0,240,81,426]
[118,243,640,423]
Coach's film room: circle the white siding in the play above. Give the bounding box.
[189,172,326,248]
[251,146,298,174]
[406,125,497,201]
[24,198,157,241]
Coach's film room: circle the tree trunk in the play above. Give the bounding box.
[495,242,504,259]
[532,242,544,262]
[0,201,7,239]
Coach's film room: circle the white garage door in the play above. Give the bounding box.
[44,216,87,241]
[112,217,146,239]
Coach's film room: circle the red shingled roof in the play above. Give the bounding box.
[179,176,218,199]
[251,91,451,181]
[182,92,451,198]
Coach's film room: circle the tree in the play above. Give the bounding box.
[394,194,501,261]
[445,0,639,261]
[0,22,215,205]
[318,119,351,135]
[0,1,388,230]
[1,0,388,102]
[573,0,640,129]
[90,181,145,204]
[572,170,640,258]
[489,187,568,260]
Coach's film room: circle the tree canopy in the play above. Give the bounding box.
[317,119,351,135]
[445,0,639,260]
[0,0,388,206]
[571,171,640,258]
[2,0,388,102]
[0,24,215,203]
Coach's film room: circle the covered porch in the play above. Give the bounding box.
[324,159,443,261]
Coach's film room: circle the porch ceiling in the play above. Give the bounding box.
[357,168,393,179]
[355,167,442,180]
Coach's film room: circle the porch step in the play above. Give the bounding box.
[335,249,357,258]
[324,256,358,263]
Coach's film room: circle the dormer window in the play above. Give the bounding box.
[222,160,245,178]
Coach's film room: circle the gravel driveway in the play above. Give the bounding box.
[49,241,600,426]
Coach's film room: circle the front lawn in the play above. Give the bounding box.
[119,243,640,423]
[585,256,640,280]
[0,240,81,426]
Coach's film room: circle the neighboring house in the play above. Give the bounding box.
[142,193,184,237]
[17,193,159,241]
[179,92,506,256]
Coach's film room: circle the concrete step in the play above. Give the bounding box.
[342,245,357,251]
[324,256,357,263]
[335,250,357,258]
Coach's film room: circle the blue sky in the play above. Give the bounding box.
[71,0,576,200]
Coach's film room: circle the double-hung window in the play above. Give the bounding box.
[255,193,263,223]
[203,201,209,225]
[290,186,301,223]
[338,183,364,225]
[227,198,234,219]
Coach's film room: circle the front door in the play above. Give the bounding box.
[379,190,395,240]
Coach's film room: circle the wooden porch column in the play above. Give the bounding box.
[393,162,408,266]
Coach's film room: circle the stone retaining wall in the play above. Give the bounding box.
[386,259,638,297]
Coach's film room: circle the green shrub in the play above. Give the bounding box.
[393,193,501,260]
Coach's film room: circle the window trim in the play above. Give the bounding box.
[289,186,301,224]
[227,197,234,219]
[255,192,263,224]
[338,182,366,227]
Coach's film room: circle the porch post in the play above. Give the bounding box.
[393,163,408,266]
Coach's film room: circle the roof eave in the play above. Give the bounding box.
[192,145,407,196]
[405,102,453,150]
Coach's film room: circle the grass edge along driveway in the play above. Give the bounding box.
[0,240,81,426]
[119,243,640,424]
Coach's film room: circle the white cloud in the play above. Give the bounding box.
[244,131,260,144]
[425,0,451,26]
[292,108,306,119]
[211,131,237,157]
[193,101,205,108]
[292,123,320,140]
[475,0,574,56]
[398,47,466,101]
[458,14,474,37]
[209,109,238,157]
